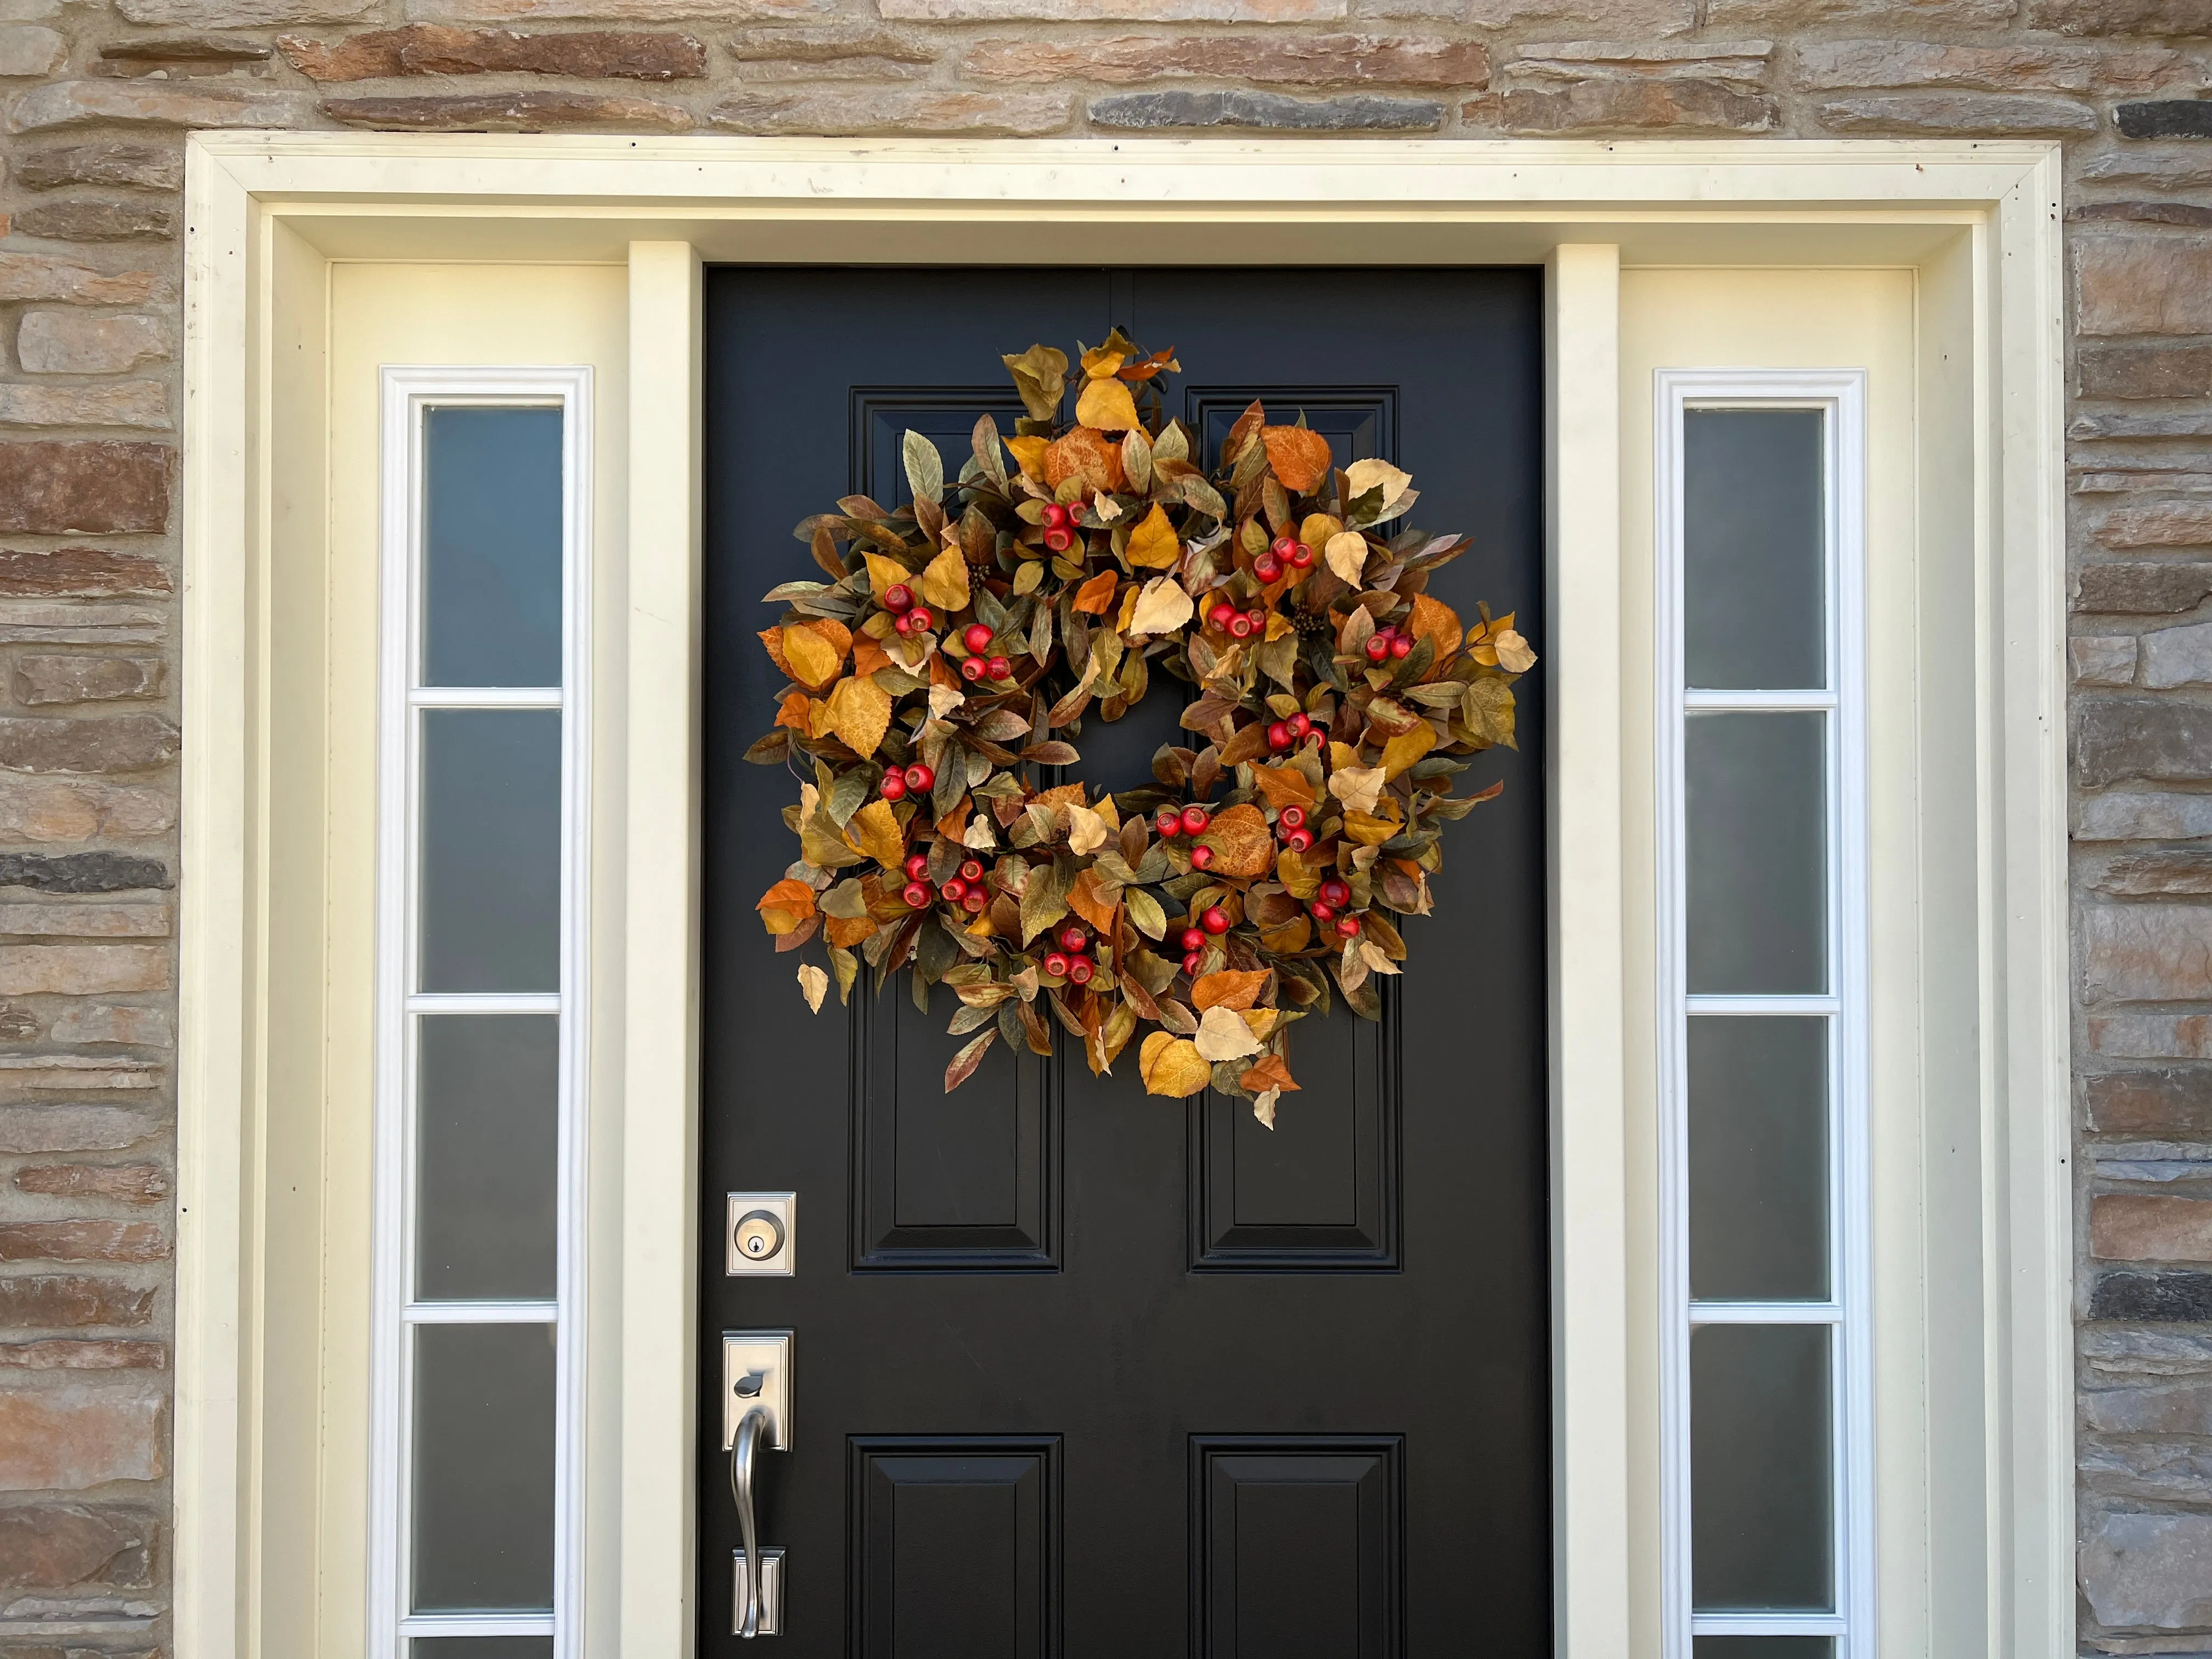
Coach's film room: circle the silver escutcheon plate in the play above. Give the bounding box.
[726,1191,797,1276]
[732,1548,785,1635]
[723,1329,793,1452]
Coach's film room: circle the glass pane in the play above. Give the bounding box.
[1684,409,1825,691]
[416,1014,558,1301]
[1693,1641,1834,1658]
[423,407,564,689]
[419,709,561,994]
[1689,1017,1829,1301]
[1686,712,1826,995]
[414,1641,554,1659]
[412,1322,557,1612]
[1691,1323,1832,1611]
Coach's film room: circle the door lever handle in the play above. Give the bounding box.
[730,1406,771,1638]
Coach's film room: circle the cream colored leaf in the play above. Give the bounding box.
[1359,939,1402,976]
[1252,1088,1280,1130]
[1338,939,1370,995]
[1325,531,1369,585]
[1344,457,1412,510]
[929,682,966,720]
[1194,1005,1265,1063]
[915,545,970,612]
[1090,492,1123,523]
[797,962,829,1013]
[962,815,999,850]
[1128,576,1195,637]
[1494,627,1537,673]
[1065,802,1110,856]
[1329,764,1385,816]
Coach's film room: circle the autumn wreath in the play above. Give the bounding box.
[749,335,1534,1124]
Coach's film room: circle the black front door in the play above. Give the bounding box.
[700,266,1548,1657]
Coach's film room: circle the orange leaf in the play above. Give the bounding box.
[1240,1052,1301,1094]
[1198,802,1274,879]
[1192,968,1269,1012]
[1250,764,1317,810]
[755,878,818,936]
[1407,593,1462,673]
[1067,867,1119,934]
[775,690,812,732]
[1257,917,1313,955]
[1045,427,1125,494]
[1073,569,1120,614]
[851,635,894,677]
[1261,426,1334,494]
[758,626,794,680]
[825,913,878,948]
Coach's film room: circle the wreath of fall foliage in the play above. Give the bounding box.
[750,335,1534,1124]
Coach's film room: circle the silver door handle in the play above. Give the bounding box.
[730,1406,769,1638]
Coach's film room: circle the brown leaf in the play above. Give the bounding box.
[1199,803,1274,879]
[1240,1052,1300,1095]
[944,1028,997,1092]
[1138,1032,1212,1097]
[1217,720,1271,769]
[1046,427,1125,494]
[1192,968,1269,1012]
[1261,426,1333,494]
[1126,503,1181,569]
[825,913,878,948]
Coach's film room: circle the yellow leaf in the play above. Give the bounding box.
[1330,764,1385,815]
[1139,1032,1213,1097]
[846,798,907,869]
[797,963,829,1011]
[1004,435,1049,482]
[823,674,893,758]
[1076,376,1141,433]
[1345,457,1412,510]
[915,545,970,612]
[1325,531,1369,585]
[864,552,910,600]
[1299,512,1343,550]
[1194,1005,1264,1062]
[1240,1007,1280,1041]
[1380,723,1435,779]
[1128,576,1194,636]
[1116,583,1141,636]
[782,625,842,691]
[1126,503,1181,570]
[1080,343,1127,379]
[1343,809,1397,845]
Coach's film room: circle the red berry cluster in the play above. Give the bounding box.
[1204,600,1270,641]
[900,851,992,917]
[1263,710,1322,755]
[1251,532,1315,586]
[1308,874,1361,940]
[882,583,935,637]
[1274,802,1312,854]
[1040,500,1084,554]
[1041,923,1098,986]
[956,622,1014,685]
[1363,623,1416,664]
[878,760,936,803]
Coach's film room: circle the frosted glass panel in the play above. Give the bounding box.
[1689,1017,1829,1301]
[414,1642,554,1659]
[423,407,563,689]
[419,709,561,993]
[416,1014,558,1301]
[1686,712,1826,995]
[1691,1324,1832,1612]
[1693,1641,1833,1658]
[1684,409,1825,691]
[412,1322,557,1612]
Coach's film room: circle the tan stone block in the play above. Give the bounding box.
[1482,77,1775,131]
[0,716,176,774]
[2096,847,2212,894]
[0,901,170,938]
[0,605,165,646]
[2072,635,2140,685]
[9,80,324,133]
[0,24,62,76]
[0,947,169,995]
[119,0,375,22]
[0,1056,160,1091]
[323,89,695,129]
[14,657,166,706]
[967,33,1488,84]
[0,253,166,307]
[14,1164,169,1203]
[0,1221,168,1263]
[47,1005,169,1047]
[1508,38,1770,80]
[885,0,1344,17]
[713,87,1073,134]
[2074,200,2212,228]
[2081,902,2212,1001]
[2080,342,2212,399]
[725,26,934,65]
[0,1273,155,1327]
[2078,235,2212,336]
[0,551,170,600]
[0,1339,166,1368]
[1815,92,2097,132]
[98,33,276,70]
[2091,1011,2212,1059]
[2101,501,2212,550]
[13,200,178,243]
[2096,1194,2212,1263]
[417,0,828,14]
[0,1500,156,1589]
[0,384,168,433]
[0,775,174,842]
[1708,0,2011,21]
[281,22,706,79]
[16,143,183,193]
[1796,38,2192,92]
[0,444,170,537]
[17,315,170,377]
[2028,0,2212,33]
[0,1107,157,1155]
[0,1382,163,1488]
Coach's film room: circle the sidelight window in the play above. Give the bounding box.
[1655,374,1872,1659]
[370,371,592,1659]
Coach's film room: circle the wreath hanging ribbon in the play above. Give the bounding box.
[749,335,1534,1126]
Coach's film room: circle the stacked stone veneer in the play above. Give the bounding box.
[0,0,2208,1652]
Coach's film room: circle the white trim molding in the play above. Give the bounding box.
[177,134,2069,1659]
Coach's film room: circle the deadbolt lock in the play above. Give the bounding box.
[725,1192,795,1276]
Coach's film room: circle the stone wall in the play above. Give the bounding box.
[1,0,2209,1651]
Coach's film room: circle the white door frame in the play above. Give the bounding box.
[177,134,2068,1659]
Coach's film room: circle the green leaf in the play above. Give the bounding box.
[1020,859,1070,944]
[820,877,870,919]
[902,429,945,509]
[972,413,1008,491]
[823,768,872,828]
[1125,886,1168,940]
